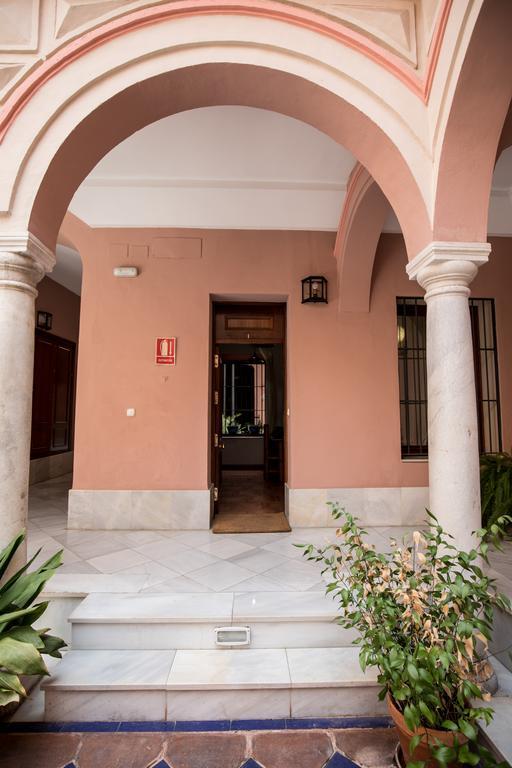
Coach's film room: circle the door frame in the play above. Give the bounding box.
[209,300,288,517]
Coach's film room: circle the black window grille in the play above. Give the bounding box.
[397,297,502,459]
[222,361,265,435]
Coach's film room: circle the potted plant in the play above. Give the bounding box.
[0,531,66,713]
[223,413,241,435]
[249,418,262,436]
[299,506,511,768]
[481,451,512,540]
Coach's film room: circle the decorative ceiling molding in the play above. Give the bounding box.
[0,63,24,96]
[52,0,418,65]
[302,0,417,66]
[0,0,40,51]
[0,0,454,142]
[55,0,132,38]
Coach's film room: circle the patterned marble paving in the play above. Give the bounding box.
[27,475,512,595]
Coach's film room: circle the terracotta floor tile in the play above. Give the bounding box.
[165,732,247,768]
[77,733,164,768]
[251,730,332,768]
[333,728,398,768]
[0,733,81,768]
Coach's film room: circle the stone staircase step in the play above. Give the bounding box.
[42,647,385,722]
[70,591,356,649]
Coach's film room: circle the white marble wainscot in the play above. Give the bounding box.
[68,489,211,529]
[29,451,73,485]
[42,649,174,721]
[287,486,429,527]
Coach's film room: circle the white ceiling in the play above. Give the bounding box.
[69,106,355,230]
[56,108,512,295]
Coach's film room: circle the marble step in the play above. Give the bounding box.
[70,591,357,649]
[42,646,385,722]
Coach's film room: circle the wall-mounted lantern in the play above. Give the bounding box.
[36,310,53,331]
[301,275,328,304]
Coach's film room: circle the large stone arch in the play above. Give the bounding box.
[433,0,512,242]
[0,8,433,258]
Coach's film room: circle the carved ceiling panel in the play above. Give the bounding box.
[0,0,39,51]
[0,0,446,103]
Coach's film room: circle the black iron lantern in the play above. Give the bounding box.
[301,275,328,304]
[36,310,53,331]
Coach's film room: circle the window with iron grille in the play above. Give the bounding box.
[397,297,502,459]
[222,361,266,435]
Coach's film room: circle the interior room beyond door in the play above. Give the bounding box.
[211,303,289,534]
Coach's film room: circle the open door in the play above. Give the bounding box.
[211,345,223,514]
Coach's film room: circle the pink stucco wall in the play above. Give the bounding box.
[69,228,512,492]
[36,277,81,343]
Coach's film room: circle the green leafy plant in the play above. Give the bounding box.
[299,507,511,768]
[0,531,65,708]
[481,452,512,537]
[222,412,242,434]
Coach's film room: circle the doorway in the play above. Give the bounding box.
[211,302,290,533]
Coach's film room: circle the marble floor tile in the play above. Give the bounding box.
[133,539,192,563]
[261,538,306,560]
[26,475,512,599]
[223,574,289,592]
[198,538,255,560]
[171,530,225,546]
[141,576,214,593]
[111,530,168,547]
[263,559,324,590]
[62,535,131,561]
[115,560,182,586]
[161,548,221,575]
[226,531,290,546]
[187,560,255,591]
[57,561,101,574]
[230,549,289,574]
[87,549,149,574]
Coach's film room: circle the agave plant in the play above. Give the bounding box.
[0,531,65,707]
[481,452,512,537]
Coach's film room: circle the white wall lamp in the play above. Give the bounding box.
[113,266,139,278]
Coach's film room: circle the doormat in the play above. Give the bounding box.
[212,510,291,534]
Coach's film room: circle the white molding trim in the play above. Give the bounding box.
[82,176,347,192]
[406,241,491,281]
[0,232,55,272]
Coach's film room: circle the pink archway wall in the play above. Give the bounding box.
[334,164,389,313]
[27,63,430,261]
[434,0,512,242]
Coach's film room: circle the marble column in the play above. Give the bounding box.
[0,235,54,568]
[407,242,491,553]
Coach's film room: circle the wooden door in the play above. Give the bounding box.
[31,330,75,458]
[211,346,223,513]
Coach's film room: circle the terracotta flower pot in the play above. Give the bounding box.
[387,694,467,768]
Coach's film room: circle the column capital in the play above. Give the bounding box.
[0,232,55,295]
[406,241,490,300]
